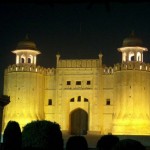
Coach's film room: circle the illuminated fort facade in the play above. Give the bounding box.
[2,33,150,135]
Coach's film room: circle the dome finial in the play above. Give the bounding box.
[25,34,29,40]
[15,35,38,50]
[131,30,135,36]
[122,31,142,47]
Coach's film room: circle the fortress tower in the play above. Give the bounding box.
[3,36,45,130]
[112,32,150,135]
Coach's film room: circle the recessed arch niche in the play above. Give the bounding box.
[70,108,88,135]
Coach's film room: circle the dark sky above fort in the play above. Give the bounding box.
[1,1,150,94]
[1,1,150,69]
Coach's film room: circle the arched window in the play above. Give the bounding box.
[21,58,25,63]
[28,55,33,63]
[28,58,31,63]
[129,52,134,61]
[21,55,26,63]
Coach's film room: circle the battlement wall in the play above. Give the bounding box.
[45,68,55,75]
[103,62,150,75]
[103,66,114,75]
[5,64,55,75]
[114,62,150,71]
[57,59,100,68]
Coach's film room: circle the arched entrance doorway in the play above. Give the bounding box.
[70,108,88,135]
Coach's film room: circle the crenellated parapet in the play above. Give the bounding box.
[45,68,55,75]
[103,66,114,75]
[114,62,150,72]
[103,62,150,75]
[5,64,46,74]
[57,59,100,68]
[5,64,56,76]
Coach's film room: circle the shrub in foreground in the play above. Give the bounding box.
[22,120,63,150]
[3,120,22,150]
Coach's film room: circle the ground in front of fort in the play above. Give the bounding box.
[62,132,150,150]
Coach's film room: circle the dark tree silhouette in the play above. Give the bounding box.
[66,135,88,150]
[113,139,145,150]
[22,120,63,150]
[3,120,22,150]
[96,134,119,150]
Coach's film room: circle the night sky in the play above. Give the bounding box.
[1,1,150,94]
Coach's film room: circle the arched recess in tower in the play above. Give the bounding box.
[69,108,88,135]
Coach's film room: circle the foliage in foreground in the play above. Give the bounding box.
[3,120,22,150]
[22,120,64,150]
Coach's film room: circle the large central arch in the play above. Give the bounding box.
[70,108,88,135]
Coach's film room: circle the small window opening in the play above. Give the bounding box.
[70,98,74,102]
[131,56,134,61]
[76,81,81,85]
[48,99,52,105]
[87,81,91,85]
[106,99,110,105]
[78,96,81,102]
[84,98,88,102]
[67,81,71,85]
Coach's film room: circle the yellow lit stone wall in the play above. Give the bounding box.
[112,62,150,135]
[44,58,103,134]
[3,65,45,131]
[103,74,114,134]
[3,55,150,135]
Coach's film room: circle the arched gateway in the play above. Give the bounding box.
[70,108,88,135]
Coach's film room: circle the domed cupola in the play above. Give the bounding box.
[16,36,37,50]
[122,31,143,47]
[118,31,148,63]
[12,35,41,65]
